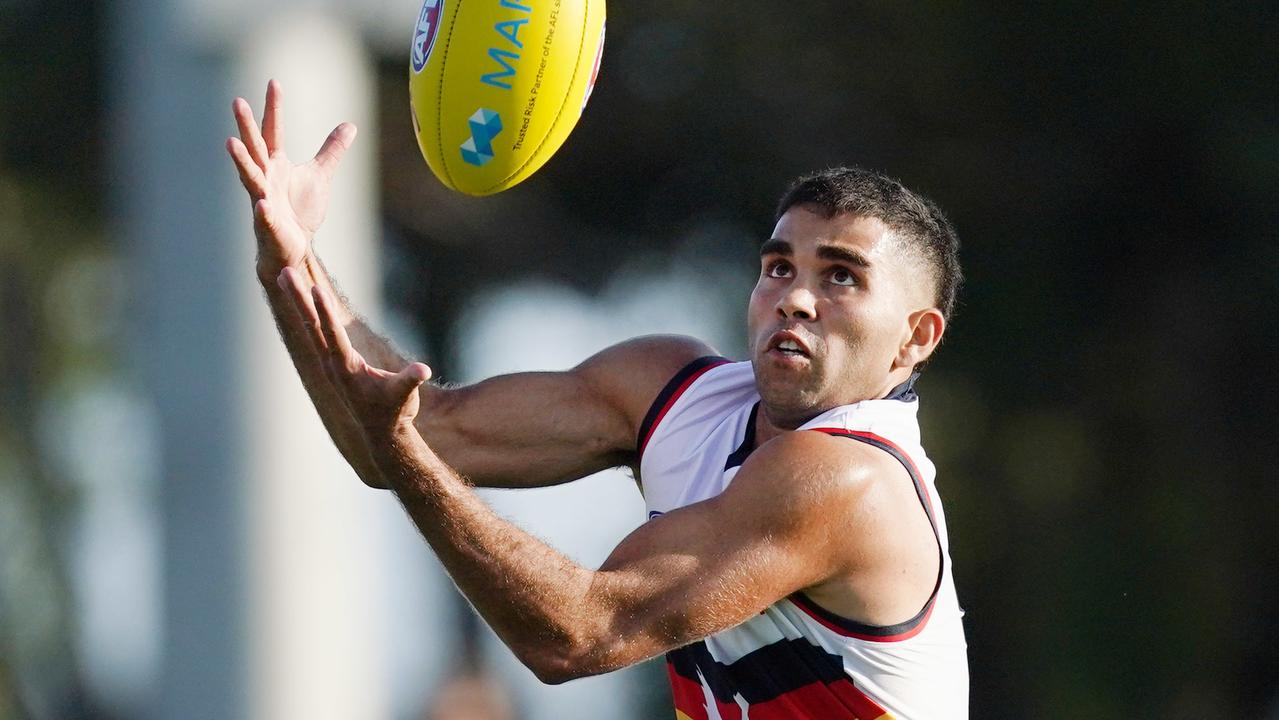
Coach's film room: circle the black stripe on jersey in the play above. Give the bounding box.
[883,372,921,402]
[636,355,729,456]
[723,376,915,474]
[723,402,760,471]
[790,588,937,640]
[794,429,944,640]
[666,637,847,706]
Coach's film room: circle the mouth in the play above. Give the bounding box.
[764,329,813,360]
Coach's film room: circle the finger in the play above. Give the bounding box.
[232,96,270,169]
[277,267,353,397]
[278,267,352,398]
[252,198,282,244]
[312,284,362,375]
[227,137,267,199]
[262,79,285,156]
[276,266,326,353]
[313,123,357,180]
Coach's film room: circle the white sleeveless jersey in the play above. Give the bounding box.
[637,358,968,720]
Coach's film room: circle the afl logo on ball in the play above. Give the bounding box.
[411,0,443,73]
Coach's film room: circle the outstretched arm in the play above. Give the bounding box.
[228,81,715,488]
[289,279,938,682]
[228,81,396,483]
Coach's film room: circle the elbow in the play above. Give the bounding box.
[522,607,682,684]
[516,636,622,686]
[528,658,582,686]
[515,584,659,685]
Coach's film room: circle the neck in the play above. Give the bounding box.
[754,409,786,447]
[754,368,919,446]
[753,403,816,447]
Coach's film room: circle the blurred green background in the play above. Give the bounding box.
[2,0,1277,718]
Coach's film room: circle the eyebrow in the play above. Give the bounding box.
[817,244,872,268]
[759,238,872,268]
[759,239,792,257]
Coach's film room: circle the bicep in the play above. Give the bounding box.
[418,335,717,488]
[587,437,867,667]
[596,503,817,652]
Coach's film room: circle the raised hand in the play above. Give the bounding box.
[227,80,357,282]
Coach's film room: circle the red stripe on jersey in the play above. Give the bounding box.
[669,663,894,720]
[752,679,892,719]
[668,663,710,720]
[827,678,895,719]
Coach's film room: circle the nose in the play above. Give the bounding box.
[776,283,817,320]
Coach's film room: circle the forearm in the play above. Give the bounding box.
[377,429,635,681]
[261,252,632,489]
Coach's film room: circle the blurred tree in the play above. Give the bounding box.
[0,0,113,717]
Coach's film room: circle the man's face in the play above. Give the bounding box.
[747,204,929,427]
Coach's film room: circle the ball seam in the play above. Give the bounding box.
[436,0,463,191]
[481,0,593,194]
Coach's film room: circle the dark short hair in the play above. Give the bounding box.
[775,167,962,323]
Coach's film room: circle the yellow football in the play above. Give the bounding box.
[408,0,606,196]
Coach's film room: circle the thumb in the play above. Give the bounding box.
[313,122,357,180]
[394,362,432,397]
[409,362,433,383]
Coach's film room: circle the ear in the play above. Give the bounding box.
[896,307,946,370]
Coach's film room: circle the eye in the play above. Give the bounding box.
[765,260,793,279]
[829,267,857,286]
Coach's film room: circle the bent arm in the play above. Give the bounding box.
[273,264,714,487]
[376,429,881,683]
[415,334,717,487]
[268,258,718,489]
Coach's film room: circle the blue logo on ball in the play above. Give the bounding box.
[460,108,503,167]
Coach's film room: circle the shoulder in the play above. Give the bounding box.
[573,335,723,438]
[729,431,922,552]
[576,334,719,375]
[733,431,940,628]
[734,431,894,500]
